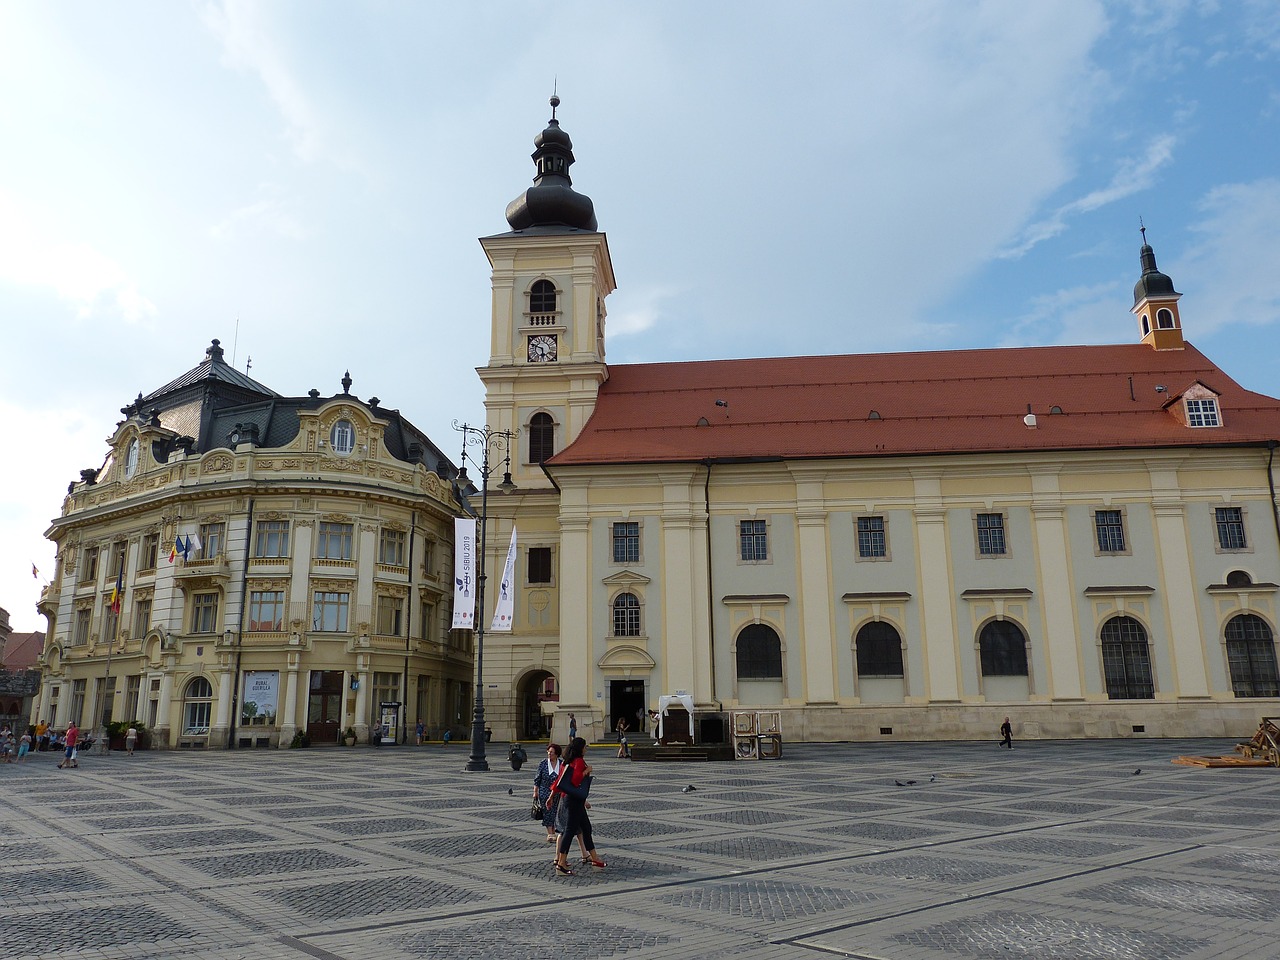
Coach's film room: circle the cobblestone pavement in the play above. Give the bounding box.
[2,738,1277,960]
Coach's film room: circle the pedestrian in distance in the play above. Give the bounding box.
[567,712,576,741]
[999,716,1013,749]
[58,721,79,768]
[415,720,425,745]
[615,716,630,758]
[125,725,138,756]
[17,731,31,762]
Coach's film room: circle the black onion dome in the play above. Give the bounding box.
[1133,241,1179,306]
[505,95,598,232]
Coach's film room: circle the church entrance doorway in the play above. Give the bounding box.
[609,680,646,736]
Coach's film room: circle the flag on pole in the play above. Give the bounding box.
[188,532,202,558]
[109,567,123,615]
[491,526,517,632]
[169,535,181,563]
[452,518,476,629]
[32,563,38,579]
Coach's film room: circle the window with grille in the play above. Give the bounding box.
[978,621,1028,676]
[1100,616,1154,699]
[199,523,225,560]
[527,547,552,584]
[248,590,285,632]
[377,596,404,637]
[529,279,557,314]
[736,623,783,680]
[739,519,769,562]
[612,592,641,637]
[379,528,407,566]
[312,592,350,632]
[976,513,1007,556]
[855,621,904,678]
[612,521,640,564]
[191,592,219,634]
[1094,509,1126,553]
[255,520,290,557]
[1215,507,1247,550]
[1225,614,1280,697]
[1185,398,1220,427]
[529,413,555,463]
[317,522,354,560]
[857,516,887,558]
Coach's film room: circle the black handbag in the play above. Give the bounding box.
[556,773,592,801]
[530,801,544,820]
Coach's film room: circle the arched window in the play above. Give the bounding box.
[530,279,557,314]
[182,676,214,736]
[855,621,904,678]
[1225,614,1280,698]
[736,623,782,680]
[1100,616,1154,699]
[330,419,355,455]
[612,592,641,637]
[1226,570,1253,588]
[529,413,555,464]
[978,621,1028,676]
[1156,308,1175,329]
[1141,314,1150,336]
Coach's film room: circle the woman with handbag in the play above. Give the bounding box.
[532,742,564,843]
[552,736,606,875]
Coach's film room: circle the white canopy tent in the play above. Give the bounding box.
[655,694,696,742]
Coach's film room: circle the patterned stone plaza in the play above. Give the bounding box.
[2,737,1277,960]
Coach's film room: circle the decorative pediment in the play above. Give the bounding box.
[597,644,656,671]
[601,569,651,587]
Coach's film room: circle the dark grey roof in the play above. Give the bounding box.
[141,339,279,406]
[1133,242,1179,306]
[504,97,598,233]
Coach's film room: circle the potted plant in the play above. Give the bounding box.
[343,727,357,747]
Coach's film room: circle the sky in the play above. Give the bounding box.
[2,1,1279,633]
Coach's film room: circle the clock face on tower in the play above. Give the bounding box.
[527,334,558,363]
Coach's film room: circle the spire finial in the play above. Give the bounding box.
[1139,216,1147,245]
[550,89,560,121]
[341,370,352,395]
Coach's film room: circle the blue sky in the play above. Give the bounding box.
[2,1,1279,632]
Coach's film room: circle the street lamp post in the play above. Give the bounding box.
[453,421,517,773]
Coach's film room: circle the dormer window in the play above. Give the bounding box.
[124,438,140,479]
[1185,397,1220,428]
[330,419,355,454]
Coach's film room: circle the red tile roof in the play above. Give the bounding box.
[2,632,44,671]
[550,343,1280,466]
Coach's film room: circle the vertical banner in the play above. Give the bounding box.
[491,526,518,631]
[452,518,476,629]
[241,671,280,725]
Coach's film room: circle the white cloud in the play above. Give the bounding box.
[1000,281,1129,347]
[209,187,305,241]
[607,285,680,338]
[998,136,1177,259]
[1177,178,1280,334]
[0,190,156,322]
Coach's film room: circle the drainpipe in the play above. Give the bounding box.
[1267,442,1280,554]
[402,511,416,744]
[227,497,254,749]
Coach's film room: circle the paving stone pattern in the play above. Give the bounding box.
[1,737,1276,960]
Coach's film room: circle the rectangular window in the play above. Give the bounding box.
[133,598,152,638]
[379,528,406,566]
[109,542,127,577]
[199,522,225,560]
[1216,507,1247,550]
[140,534,160,572]
[976,513,1007,556]
[372,672,401,726]
[738,519,769,562]
[312,591,350,632]
[191,592,219,633]
[857,516,887,558]
[248,590,285,632]
[421,540,436,579]
[80,547,99,584]
[124,675,141,722]
[420,601,435,643]
[74,608,91,645]
[612,521,640,564]
[527,547,552,584]
[1185,397,1220,427]
[377,595,404,637]
[1094,509,1127,553]
[70,679,86,726]
[254,520,290,558]
[103,604,119,644]
[316,522,354,560]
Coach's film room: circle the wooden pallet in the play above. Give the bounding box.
[1171,755,1274,768]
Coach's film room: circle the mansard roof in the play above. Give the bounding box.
[550,342,1280,466]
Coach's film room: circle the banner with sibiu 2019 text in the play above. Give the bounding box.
[452,518,476,629]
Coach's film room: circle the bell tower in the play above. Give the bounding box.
[478,96,616,488]
[1131,227,1184,351]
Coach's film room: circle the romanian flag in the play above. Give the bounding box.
[169,534,182,563]
[109,567,123,615]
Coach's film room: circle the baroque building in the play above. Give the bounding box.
[478,100,1280,744]
[36,342,467,748]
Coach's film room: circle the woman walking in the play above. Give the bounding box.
[552,737,606,876]
[532,742,564,844]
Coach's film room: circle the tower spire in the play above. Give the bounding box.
[503,96,598,232]
[1131,227,1184,350]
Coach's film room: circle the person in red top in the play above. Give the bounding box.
[58,721,79,769]
[551,737,606,875]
